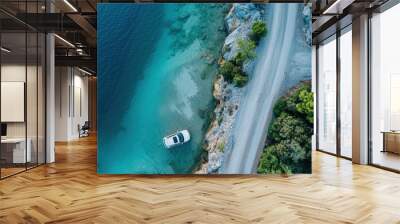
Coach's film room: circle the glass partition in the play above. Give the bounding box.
[371,3,400,171]
[0,2,46,179]
[339,27,352,158]
[317,35,337,154]
[1,31,28,177]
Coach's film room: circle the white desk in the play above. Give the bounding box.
[1,138,31,163]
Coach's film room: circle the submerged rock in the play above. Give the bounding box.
[178,12,190,21]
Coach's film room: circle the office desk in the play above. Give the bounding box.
[382,131,400,154]
[1,138,31,163]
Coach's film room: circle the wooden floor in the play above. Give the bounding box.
[372,150,400,171]
[1,167,26,178]
[1,135,400,224]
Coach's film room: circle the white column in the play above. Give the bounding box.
[46,32,55,163]
[352,14,369,164]
[312,45,317,151]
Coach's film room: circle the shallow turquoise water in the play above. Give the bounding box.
[98,4,229,174]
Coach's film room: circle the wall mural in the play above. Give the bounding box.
[98,3,312,174]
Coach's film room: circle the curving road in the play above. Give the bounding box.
[221,4,299,174]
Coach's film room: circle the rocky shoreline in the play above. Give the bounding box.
[195,4,265,174]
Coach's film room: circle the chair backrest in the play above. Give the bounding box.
[82,121,90,129]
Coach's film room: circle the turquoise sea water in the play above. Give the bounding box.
[98,4,229,174]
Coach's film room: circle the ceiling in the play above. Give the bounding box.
[1,0,396,74]
[312,0,391,44]
[0,0,99,74]
[0,0,161,74]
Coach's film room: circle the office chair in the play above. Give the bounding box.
[79,121,90,138]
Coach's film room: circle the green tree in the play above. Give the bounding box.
[296,89,314,123]
[251,21,267,43]
[233,74,248,87]
[272,98,287,117]
[231,64,243,77]
[234,52,246,66]
[284,83,314,124]
[267,112,311,146]
[257,82,313,174]
[258,139,309,174]
[257,144,292,175]
[236,39,256,65]
[219,60,248,87]
[219,61,235,82]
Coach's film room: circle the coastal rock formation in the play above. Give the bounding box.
[203,75,244,173]
[222,4,263,62]
[200,4,264,174]
[225,4,262,33]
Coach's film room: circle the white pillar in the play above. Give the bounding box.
[352,14,369,164]
[46,32,55,163]
[312,45,317,151]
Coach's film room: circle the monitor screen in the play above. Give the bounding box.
[1,123,7,137]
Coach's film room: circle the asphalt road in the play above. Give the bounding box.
[222,4,299,174]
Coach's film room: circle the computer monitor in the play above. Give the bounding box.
[1,123,7,137]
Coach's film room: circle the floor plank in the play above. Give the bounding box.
[0,135,399,224]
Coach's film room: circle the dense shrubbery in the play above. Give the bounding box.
[233,74,248,87]
[251,21,267,43]
[219,38,257,87]
[217,21,267,88]
[273,83,314,123]
[297,89,314,123]
[236,39,256,64]
[257,82,313,174]
[219,61,236,81]
[219,61,246,86]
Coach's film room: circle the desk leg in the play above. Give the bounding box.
[382,133,386,153]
